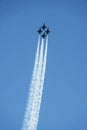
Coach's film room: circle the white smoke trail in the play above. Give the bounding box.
[22,36,48,130]
[31,36,48,130]
[29,35,40,96]
[40,36,48,99]
[26,38,44,130]
[22,35,40,130]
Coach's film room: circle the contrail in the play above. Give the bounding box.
[41,36,48,91]
[22,35,41,130]
[31,36,48,130]
[26,38,44,130]
[22,23,49,130]
[39,36,48,105]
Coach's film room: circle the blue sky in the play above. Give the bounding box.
[0,0,87,130]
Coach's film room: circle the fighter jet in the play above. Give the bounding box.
[41,23,46,30]
[42,33,46,38]
[37,23,50,38]
[37,27,42,34]
[46,28,50,34]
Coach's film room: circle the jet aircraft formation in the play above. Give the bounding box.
[37,23,50,38]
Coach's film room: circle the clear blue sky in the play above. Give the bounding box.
[0,0,87,130]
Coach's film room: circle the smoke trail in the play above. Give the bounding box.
[39,36,48,99]
[31,36,48,130]
[22,35,40,130]
[22,36,48,130]
[29,35,40,94]
[26,38,44,130]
